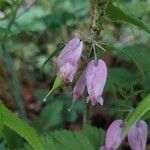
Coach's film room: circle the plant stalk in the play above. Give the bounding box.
[90,0,108,40]
[83,102,90,129]
[83,0,108,128]
[0,1,27,120]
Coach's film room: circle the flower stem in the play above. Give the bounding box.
[83,102,90,129]
[92,42,99,66]
[90,0,108,40]
[82,0,108,129]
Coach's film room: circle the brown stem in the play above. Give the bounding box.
[90,0,108,40]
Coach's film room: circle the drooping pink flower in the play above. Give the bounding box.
[128,120,148,150]
[57,38,82,66]
[59,62,77,82]
[86,59,107,105]
[104,120,123,150]
[57,38,83,82]
[73,71,86,101]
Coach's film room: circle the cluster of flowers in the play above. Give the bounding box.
[57,37,148,150]
[101,120,148,150]
[57,38,107,105]
[57,37,107,105]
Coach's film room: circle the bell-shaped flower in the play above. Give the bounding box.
[57,38,80,65]
[86,59,107,105]
[57,38,83,82]
[104,120,123,150]
[128,120,148,150]
[73,71,86,101]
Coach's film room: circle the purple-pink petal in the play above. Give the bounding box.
[57,38,83,82]
[86,59,107,105]
[57,38,80,65]
[66,41,83,65]
[128,120,148,150]
[59,62,77,82]
[73,70,86,101]
[105,120,123,150]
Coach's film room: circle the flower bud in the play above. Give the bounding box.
[105,120,123,150]
[86,59,107,105]
[128,120,148,150]
[73,71,86,101]
[57,38,83,82]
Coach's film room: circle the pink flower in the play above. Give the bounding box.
[128,120,148,150]
[59,62,77,82]
[86,59,107,105]
[57,38,83,82]
[73,70,86,101]
[104,120,123,150]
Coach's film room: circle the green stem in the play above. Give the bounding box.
[0,1,27,120]
[92,42,98,62]
[43,89,53,102]
[83,102,90,129]
[2,1,22,42]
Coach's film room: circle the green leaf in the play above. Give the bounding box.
[65,110,77,122]
[40,100,64,128]
[0,101,4,137]
[106,2,150,33]
[116,45,150,93]
[107,68,137,89]
[102,44,146,85]
[3,127,23,149]
[104,44,150,90]
[102,43,118,51]
[122,95,150,137]
[0,27,8,33]
[84,125,105,150]
[43,130,95,150]
[0,101,44,150]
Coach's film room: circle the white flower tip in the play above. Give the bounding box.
[86,96,90,103]
[99,146,105,150]
[98,97,104,105]
[68,78,73,82]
